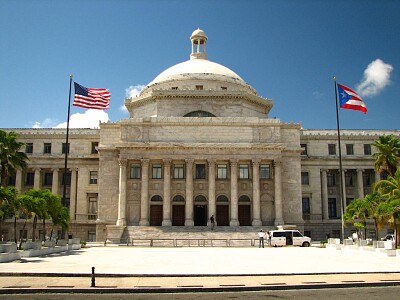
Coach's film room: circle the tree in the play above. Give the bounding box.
[373,135,400,177]
[344,198,368,241]
[0,185,18,241]
[0,130,28,187]
[374,169,400,248]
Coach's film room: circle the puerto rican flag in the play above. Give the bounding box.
[337,83,367,113]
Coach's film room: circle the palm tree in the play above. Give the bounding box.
[344,198,368,241]
[374,169,400,248]
[0,185,18,241]
[0,130,28,187]
[373,135,400,177]
[363,192,384,239]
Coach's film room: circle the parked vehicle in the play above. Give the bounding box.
[269,230,311,247]
[381,234,395,241]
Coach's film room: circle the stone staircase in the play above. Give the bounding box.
[119,226,275,247]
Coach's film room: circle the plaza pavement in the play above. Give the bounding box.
[0,244,400,293]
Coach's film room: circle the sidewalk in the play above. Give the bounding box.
[1,246,400,293]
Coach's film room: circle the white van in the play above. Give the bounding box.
[269,230,311,247]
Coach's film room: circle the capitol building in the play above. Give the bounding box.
[2,29,399,243]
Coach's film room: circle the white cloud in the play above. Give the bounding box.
[357,59,393,97]
[32,118,59,128]
[125,84,145,98]
[53,109,109,129]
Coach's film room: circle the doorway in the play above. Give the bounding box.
[216,205,229,226]
[172,205,185,226]
[194,205,207,226]
[238,205,251,226]
[150,205,163,226]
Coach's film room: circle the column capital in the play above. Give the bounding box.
[33,167,41,172]
[141,158,149,166]
[207,159,216,168]
[163,159,172,165]
[52,168,60,172]
[230,159,238,167]
[118,158,128,167]
[356,168,364,173]
[321,168,328,173]
[69,167,78,172]
[252,159,261,167]
[185,159,194,165]
[273,159,282,167]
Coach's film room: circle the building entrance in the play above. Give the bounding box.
[150,205,163,226]
[238,205,251,226]
[216,205,229,226]
[194,205,207,226]
[172,205,185,226]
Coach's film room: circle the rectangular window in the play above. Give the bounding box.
[239,164,249,179]
[217,164,227,179]
[327,172,336,187]
[302,197,311,220]
[130,164,141,179]
[196,85,203,90]
[364,144,371,155]
[171,87,178,90]
[25,172,34,186]
[43,172,53,186]
[345,172,354,187]
[89,171,98,184]
[300,144,308,156]
[346,144,354,155]
[346,197,354,206]
[44,143,51,154]
[174,164,184,179]
[328,144,336,155]
[26,143,33,154]
[195,164,206,179]
[62,171,71,185]
[221,86,227,90]
[328,198,337,219]
[301,172,310,185]
[62,143,70,154]
[152,164,162,179]
[88,195,98,220]
[260,164,271,179]
[91,142,99,154]
[363,172,373,186]
[88,231,96,242]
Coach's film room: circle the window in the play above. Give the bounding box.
[130,164,141,179]
[328,198,337,219]
[239,164,249,179]
[346,198,354,206]
[43,172,53,186]
[301,172,309,185]
[346,144,354,155]
[62,171,71,185]
[171,87,178,90]
[91,142,99,154]
[184,110,216,117]
[260,164,271,179]
[217,164,227,179]
[196,85,203,90]
[327,172,336,187]
[88,195,98,219]
[89,171,98,184]
[302,197,311,220]
[364,144,371,155]
[300,144,308,156]
[328,144,336,155]
[239,195,250,202]
[195,164,206,179]
[363,171,373,186]
[151,195,163,202]
[152,164,162,179]
[62,143,70,154]
[345,172,354,187]
[88,231,96,242]
[25,172,34,186]
[217,195,229,202]
[173,164,184,179]
[173,195,185,202]
[44,143,51,154]
[221,86,227,90]
[26,143,33,154]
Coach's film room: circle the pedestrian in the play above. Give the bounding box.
[258,230,266,248]
[265,231,270,246]
[210,215,215,230]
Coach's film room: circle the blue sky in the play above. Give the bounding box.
[1,0,399,130]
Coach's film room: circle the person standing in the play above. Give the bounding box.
[258,230,266,248]
[210,215,215,230]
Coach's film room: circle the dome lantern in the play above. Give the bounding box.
[190,28,208,60]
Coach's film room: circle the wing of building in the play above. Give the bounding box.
[2,29,399,243]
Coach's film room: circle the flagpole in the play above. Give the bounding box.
[334,76,346,243]
[61,74,73,238]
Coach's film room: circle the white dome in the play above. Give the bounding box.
[149,58,244,86]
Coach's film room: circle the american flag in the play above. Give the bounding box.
[73,82,111,110]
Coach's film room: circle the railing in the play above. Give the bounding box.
[127,238,259,247]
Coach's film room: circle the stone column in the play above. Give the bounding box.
[321,169,329,220]
[274,160,284,226]
[52,168,59,195]
[341,170,347,209]
[15,169,22,191]
[162,159,172,226]
[208,160,216,226]
[117,159,127,226]
[230,160,239,226]
[252,160,262,226]
[185,159,194,226]
[139,159,150,226]
[34,168,41,189]
[375,171,381,185]
[357,169,364,199]
[69,168,78,220]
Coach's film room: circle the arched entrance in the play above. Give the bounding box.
[216,195,229,226]
[194,195,207,226]
[149,195,163,226]
[238,195,251,226]
[172,195,185,226]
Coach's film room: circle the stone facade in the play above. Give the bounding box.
[1,29,399,243]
